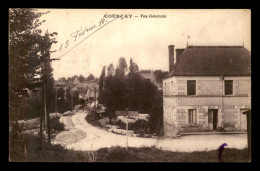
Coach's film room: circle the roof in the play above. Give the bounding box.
[140,70,152,74]
[55,80,66,86]
[169,46,251,77]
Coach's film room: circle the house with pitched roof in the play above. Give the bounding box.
[140,70,163,90]
[163,45,251,138]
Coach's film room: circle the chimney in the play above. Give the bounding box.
[168,45,175,73]
[175,49,185,63]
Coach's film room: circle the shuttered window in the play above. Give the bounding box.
[225,80,233,95]
[188,109,197,124]
[187,80,196,95]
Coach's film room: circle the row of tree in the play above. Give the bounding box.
[58,74,96,84]
[98,57,167,134]
[9,9,58,121]
[56,86,79,113]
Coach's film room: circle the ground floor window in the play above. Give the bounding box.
[188,109,197,124]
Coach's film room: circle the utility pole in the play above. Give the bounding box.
[42,56,51,144]
[89,89,91,115]
[55,87,57,114]
[71,92,74,111]
[94,87,97,112]
[40,86,44,137]
[126,108,129,151]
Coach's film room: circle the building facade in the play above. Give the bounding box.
[163,45,251,137]
[140,70,163,90]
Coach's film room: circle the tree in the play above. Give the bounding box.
[153,70,169,83]
[78,98,86,110]
[79,74,86,83]
[99,66,106,94]
[87,74,95,81]
[107,63,115,77]
[64,86,72,111]
[73,91,79,106]
[99,58,164,135]
[115,57,127,78]
[129,58,139,76]
[9,8,58,121]
[57,87,65,113]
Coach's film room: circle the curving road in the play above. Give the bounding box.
[63,111,248,152]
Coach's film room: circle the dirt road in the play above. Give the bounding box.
[61,112,247,152]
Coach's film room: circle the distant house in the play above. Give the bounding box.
[163,45,251,138]
[86,82,99,99]
[140,70,163,90]
[78,82,88,89]
[140,70,155,82]
[71,86,78,94]
[54,80,66,88]
[72,77,80,85]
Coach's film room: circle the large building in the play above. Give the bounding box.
[140,70,163,90]
[163,45,251,137]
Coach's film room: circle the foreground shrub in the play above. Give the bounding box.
[96,146,250,162]
[9,121,27,161]
[85,112,101,127]
[50,117,64,131]
[96,146,139,162]
[116,119,150,136]
[26,134,90,162]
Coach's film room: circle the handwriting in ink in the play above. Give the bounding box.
[58,14,118,59]
[218,143,227,162]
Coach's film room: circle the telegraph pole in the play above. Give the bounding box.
[126,108,129,151]
[71,92,74,111]
[89,89,91,115]
[43,60,51,144]
[55,87,57,114]
[40,86,44,137]
[94,87,97,112]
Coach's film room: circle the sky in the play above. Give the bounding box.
[37,9,251,80]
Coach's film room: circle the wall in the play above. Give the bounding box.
[163,76,251,96]
[163,97,177,125]
[163,122,177,138]
[163,76,251,133]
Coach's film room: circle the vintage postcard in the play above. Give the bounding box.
[9,9,251,162]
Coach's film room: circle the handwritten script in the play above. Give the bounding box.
[58,14,119,59]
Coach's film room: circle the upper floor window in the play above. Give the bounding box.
[225,80,233,95]
[187,80,196,95]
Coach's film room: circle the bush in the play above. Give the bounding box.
[9,121,27,161]
[115,119,150,136]
[96,146,250,162]
[50,117,64,131]
[85,112,101,127]
[96,146,139,162]
[25,134,90,162]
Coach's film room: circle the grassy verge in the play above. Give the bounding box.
[11,134,250,162]
[96,146,250,162]
[25,135,90,162]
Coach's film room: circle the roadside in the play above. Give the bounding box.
[18,111,248,152]
[60,112,248,152]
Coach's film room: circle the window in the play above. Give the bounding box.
[225,80,233,95]
[188,109,197,124]
[187,80,196,95]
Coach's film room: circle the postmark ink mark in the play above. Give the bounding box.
[218,143,227,162]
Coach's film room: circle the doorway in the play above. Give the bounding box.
[240,109,247,131]
[208,109,218,130]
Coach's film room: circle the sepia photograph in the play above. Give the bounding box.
[8,8,251,162]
